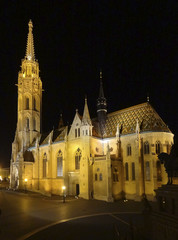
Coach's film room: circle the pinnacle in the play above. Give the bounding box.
[82,98,92,126]
[25,20,35,61]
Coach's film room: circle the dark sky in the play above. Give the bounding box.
[0,0,177,167]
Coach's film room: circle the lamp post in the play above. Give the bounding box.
[24,178,28,193]
[62,186,66,203]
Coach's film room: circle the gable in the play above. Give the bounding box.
[68,111,82,139]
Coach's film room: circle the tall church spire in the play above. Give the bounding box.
[25,20,35,61]
[97,70,107,126]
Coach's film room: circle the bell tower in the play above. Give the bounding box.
[17,20,42,151]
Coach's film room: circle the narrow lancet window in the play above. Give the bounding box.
[43,153,47,178]
[26,97,29,109]
[57,150,63,177]
[75,148,82,170]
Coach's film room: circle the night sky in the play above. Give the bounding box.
[0,0,177,167]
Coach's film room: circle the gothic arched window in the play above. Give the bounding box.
[43,153,47,178]
[132,162,135,180]
[26,97,29,110]
[165,141,170,154]
[33,118,36,130]
[78,128,80,137]
[95,173,98,181]
[125,162,129,181]
[33,97,36,110]
[156,141,161,154]
[99,173,103,181]
[75,148,82,170]
[144,141,150,154]
[127,145,132,156]
[57,150,63,177]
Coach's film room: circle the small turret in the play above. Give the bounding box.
[58,114,64,129]
[81,98,92,136]
[82,98,92,126]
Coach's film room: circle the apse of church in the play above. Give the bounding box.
[10,21,174,202]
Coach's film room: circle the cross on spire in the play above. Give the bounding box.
[25,20,35,61]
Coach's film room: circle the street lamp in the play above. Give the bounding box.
[24,178,28,193]
[62,185,66,203]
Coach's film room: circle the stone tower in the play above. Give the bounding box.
[17,20,42,151]
[10,20,42,189]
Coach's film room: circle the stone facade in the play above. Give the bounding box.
[10,21,174,202]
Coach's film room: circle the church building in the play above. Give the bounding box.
[10,21,174,201]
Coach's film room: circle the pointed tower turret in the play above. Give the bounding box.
[25,20,35,61]
[58,114,64,129]
[97,70,107,123]
[82,98,92,126]
[81,98,92,136]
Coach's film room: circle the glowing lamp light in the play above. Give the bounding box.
[24,178,28,183]
[0,176,2,181]
[62,186,66,190]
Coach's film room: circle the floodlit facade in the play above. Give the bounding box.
[10,21,174,201]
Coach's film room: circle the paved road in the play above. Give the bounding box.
[0,190,147,240]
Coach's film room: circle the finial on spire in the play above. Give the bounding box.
[25,19,35,61]
[99,70,105,98]
[100,69,102,80]
[28,19,33,29]
[147,93,150,102]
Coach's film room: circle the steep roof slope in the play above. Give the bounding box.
[92,102,171,138]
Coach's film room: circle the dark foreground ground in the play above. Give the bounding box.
[0,189,153,240]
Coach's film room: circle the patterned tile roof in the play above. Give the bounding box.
[92,102,171,138]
